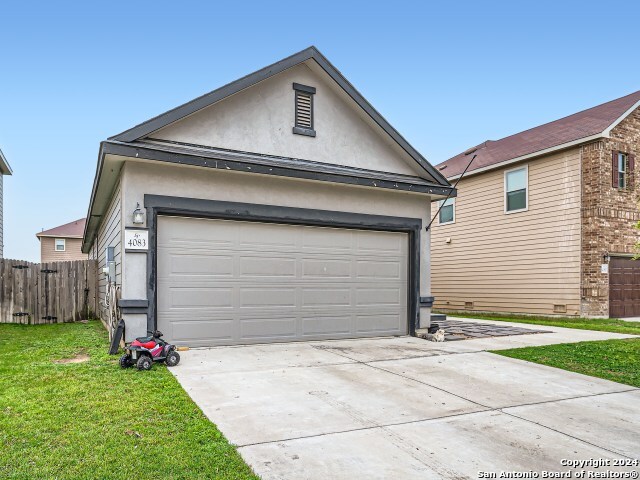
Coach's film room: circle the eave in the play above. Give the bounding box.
[82,140,456,253]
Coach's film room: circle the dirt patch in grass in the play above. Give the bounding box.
[53,353,90,364]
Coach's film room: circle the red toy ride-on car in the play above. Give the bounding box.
[120,330,180,370]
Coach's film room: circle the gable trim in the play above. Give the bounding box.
[108,46,450,187]
[603,98,640,136]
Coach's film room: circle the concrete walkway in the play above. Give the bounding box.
[172,319,639,479]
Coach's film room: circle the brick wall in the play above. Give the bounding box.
[581,108,640,316]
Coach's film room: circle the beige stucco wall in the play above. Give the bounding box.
[431,148,582,316]
[118,160,433,338]
[39,237,86,262]
[152,63,421,177]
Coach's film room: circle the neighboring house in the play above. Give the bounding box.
[0,149,13,258]
[431,90,640,319]
[36,218,87,262]
[82,46,453,345]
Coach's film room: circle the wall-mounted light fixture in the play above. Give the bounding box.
[132,203,145,225]
[603,252,610,263]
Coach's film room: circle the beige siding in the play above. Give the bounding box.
[92,180,122,321]
[431,148,582,316]
[39,237,86,262]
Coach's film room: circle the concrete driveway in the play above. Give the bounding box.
[172,320,639,479]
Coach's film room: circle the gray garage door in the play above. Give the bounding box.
[157,216,408,347]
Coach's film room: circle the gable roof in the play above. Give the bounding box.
[109,46,449,187]
[0,148,12,175]
[37,218,86,239]
[438,90,640,178]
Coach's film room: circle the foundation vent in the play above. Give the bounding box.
[464,301,474,310]
[553,304,567,314]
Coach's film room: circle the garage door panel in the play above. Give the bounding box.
[301,228,353,251]
[171,319,236,342]
[239,256,297,276]
[356,287,403,306]
[357,260,403,279]
[356,313,403,333]
[357,231,405,253]
[302,259,352,277]
[164,287,234,309]
[158,217,408,346]
[239,288,297,307]
[239,224,297,248]
[166,253,234,276]
[301,315,352,336]
[239,317,297,340]
[302,288,352,306]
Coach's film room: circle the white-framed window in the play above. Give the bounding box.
[438,198,455,225]
[54,238,66,251]
[504,166,528,213]
[618,152,627,189]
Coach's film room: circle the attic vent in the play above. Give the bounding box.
[293,83,316,137]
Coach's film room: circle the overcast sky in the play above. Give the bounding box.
[2,0,639,261]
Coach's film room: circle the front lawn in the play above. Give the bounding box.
[440,311,640,335]
[494,338,640,388]
[0,321,257,480]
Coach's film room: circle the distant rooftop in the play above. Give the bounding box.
[438,89,640,178]
[36,218,86,239]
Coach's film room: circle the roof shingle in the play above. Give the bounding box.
[36,218,86,238]
[437,90,640,178]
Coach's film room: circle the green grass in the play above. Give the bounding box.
[439,311,640,335]
[0,321,257,480]
[494,338,640,388]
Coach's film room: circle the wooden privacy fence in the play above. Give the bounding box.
[0,259,98,324]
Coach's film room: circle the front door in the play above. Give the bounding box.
[609,257,640,317]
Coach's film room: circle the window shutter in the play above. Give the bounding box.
[612,150,619,188]
[629,154,635,189]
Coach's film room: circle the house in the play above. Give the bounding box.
[81,47,454,345]
[36,218,87,262]
[431,90,640,319]
[0,148,12,258]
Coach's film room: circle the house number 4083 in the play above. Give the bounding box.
[125,230,149,251]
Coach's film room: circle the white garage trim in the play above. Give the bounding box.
[144,195,423,341]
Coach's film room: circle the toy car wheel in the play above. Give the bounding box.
[136,355,153,371]
[165,351,180,367]
[119,354,133,369]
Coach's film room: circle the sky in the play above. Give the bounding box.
[1,0,639,261]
